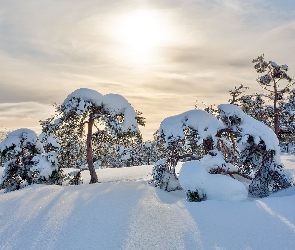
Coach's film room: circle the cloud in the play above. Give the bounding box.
[0,0,295,139]
[0,102,54,120]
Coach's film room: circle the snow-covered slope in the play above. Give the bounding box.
[0,160,295,250]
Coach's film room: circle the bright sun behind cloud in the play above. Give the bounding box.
[112,10,169,64]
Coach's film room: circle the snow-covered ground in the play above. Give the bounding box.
[0,156,295,250]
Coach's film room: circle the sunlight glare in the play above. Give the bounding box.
[113,10,168,64]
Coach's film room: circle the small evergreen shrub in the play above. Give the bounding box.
[151,158,181,191]
[186,189,207,202]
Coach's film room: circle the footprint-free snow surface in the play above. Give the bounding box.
[1,156,295,250]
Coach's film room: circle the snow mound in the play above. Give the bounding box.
[179,160,248,201]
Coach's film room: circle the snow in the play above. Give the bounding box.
[0,156,294,249]
[282,64,288,71]
[159,109,224,142]
[179,160,248,201]
[201,151,238,172]
[270,61,279,68]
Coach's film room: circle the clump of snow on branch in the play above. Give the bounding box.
[62,88,104,107]
[39,133,61,152]
[179,160,248,201]
[201,151,238,172]
[0,128,43,155]
[219,104,281,163]
[61,88,138,132]
[103,93,139,132]
[31,152,59,180]
[159,109,224,142]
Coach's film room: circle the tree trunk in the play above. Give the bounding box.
[273,81,279,137]
[86,117,98,183]
[203,137,214,155]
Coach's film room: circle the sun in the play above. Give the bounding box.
[120,10,163,49]
[112,10,167,63]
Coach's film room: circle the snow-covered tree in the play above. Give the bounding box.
[277,89,295,148]
[138,140,161,165]
[219,104,293,197]
[226,56,295,150]
[229,84,249,105]
[229,85,272,127]
[0,129,61,192]
[41,88,145,183]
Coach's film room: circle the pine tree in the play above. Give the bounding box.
[41,88,145,183]
[252,54,294,138]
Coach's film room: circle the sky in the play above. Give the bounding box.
[1,0,295,140]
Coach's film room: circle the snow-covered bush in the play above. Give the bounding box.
[151,158,180,191]
[186,189,207,202]
[0,129,62,192]
[151,109,224,191]
[62,169,84,186]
